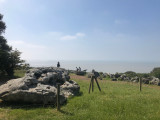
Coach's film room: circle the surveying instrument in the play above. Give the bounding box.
[89,70,101,93]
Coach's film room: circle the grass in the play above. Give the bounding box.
[13,70,26,78]
[0,72,160,120]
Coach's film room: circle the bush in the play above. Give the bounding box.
[137,73,150,78]
[150,67,160,79]
[125,71,137,78]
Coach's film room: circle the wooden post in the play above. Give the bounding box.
[139,77,142,92]
[57,83,60,111]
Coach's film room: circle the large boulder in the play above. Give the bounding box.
[115,73,121,78]
[76,71,86,76]
[119,74,127,81]
[150,77,160,86]
[0,67,80,104]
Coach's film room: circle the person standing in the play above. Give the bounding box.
[57,61,60,68]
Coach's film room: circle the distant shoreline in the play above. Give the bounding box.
[27,60,160,74]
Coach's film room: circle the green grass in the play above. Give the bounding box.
[14,70,26,78]
[0,73,160,120]
[0,70,26,82]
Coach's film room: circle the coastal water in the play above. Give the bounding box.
[27,60,160,74]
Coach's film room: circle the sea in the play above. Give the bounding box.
[27,60,160,74]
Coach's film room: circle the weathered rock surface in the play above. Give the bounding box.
[0,67,80,104]
[150,77,160,85]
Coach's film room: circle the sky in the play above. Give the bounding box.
[0,0,160,62]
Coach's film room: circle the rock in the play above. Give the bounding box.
[119,74,127,81]
[102,73,108,78]
[131,76,139,83]
[112,78,117,81]
[142,78,150,84]
[61,80,80,97]
[87,73,93,78]
[115,73,121,78]
[150,77,160,85]
[76,71,86,76]
[38,77,49,84]
[0,67,80,104]
[109,74,115,78]
[123,76,130,82]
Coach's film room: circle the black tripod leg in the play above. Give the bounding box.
[95,78,101,91]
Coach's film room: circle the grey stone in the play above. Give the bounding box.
[112,78,117,81]
[142,78,150,84]
[131,76,139,83]
[150,77,160,85]
[61,80,80,97]
[0,67,80,104]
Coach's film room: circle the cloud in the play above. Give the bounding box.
[6,31,86,60]
[60,35,77,40]
[8,40,46,49]
[76,33,85,37]
[8,40,49,60]
[60,32,85,41]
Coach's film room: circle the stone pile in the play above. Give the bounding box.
[87,71,160,86]
[0,67,80,104]
[108,73,160,86]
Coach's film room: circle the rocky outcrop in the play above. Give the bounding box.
[131,76,139,83]
[0,67,80,104]
[149,77,160,86]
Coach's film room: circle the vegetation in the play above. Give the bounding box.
[0,73,160,120]
[124,71,151,79]
[124,71,137,78]
[13,70,26,78]
[0,13,25,77]
[137,73,150,78]
[150,67,160,79]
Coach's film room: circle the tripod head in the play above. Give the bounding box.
[92,69,100,78]
[89,69,102,93]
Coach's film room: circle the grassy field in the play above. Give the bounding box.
[0,71,160,120]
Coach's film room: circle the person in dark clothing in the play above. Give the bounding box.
[57,61,60,68]
[76,67,79,71]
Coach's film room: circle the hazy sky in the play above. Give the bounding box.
[0,0,160,61]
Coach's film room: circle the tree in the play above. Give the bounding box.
[0,13,25,76]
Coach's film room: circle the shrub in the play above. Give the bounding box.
[125,71,137,78]
[150,67,160,79]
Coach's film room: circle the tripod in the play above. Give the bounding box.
[89,75,101,93]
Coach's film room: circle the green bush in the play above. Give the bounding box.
[125,71,137,78]
[150,67,160,79]
[137,73,150,78]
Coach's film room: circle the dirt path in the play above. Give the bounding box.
[70,74,90,81]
